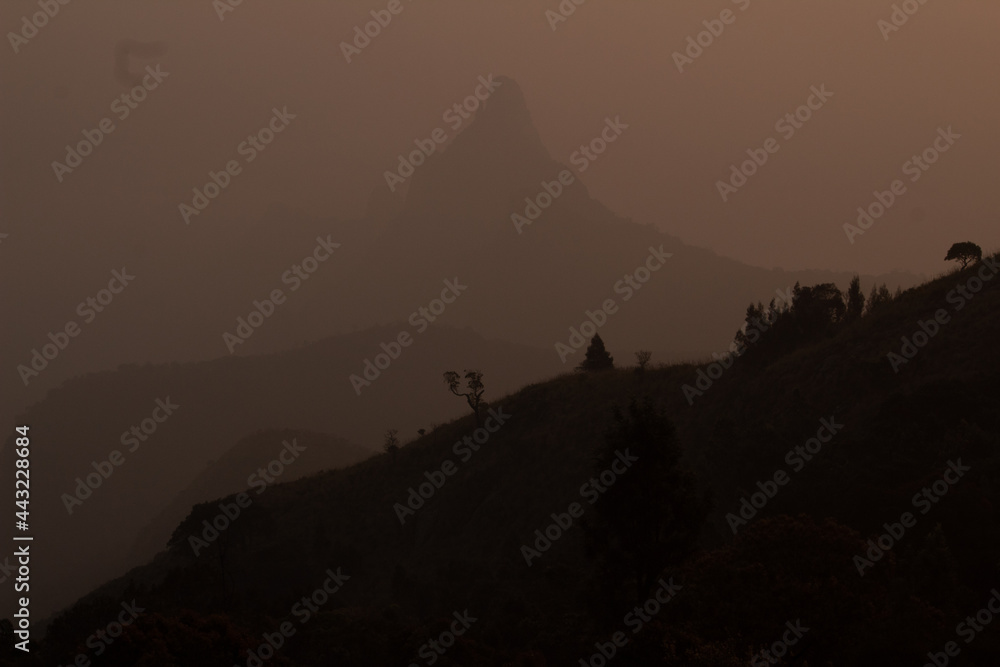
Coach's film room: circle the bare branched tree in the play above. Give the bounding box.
[443,370,486,426]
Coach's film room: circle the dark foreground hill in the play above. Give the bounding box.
[0,325,562,620]
[127,429,373,567]
[24,258,1000,665]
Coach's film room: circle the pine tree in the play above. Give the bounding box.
[583,399,709,603]
[844,275,865,322]
[866,283,893,315]
[578,334,614,371]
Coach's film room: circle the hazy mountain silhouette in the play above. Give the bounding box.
[0,75,925,622]
[307,75,923,364]
[1,76,921,442]
[399,76,562,229]
[5,3,997,663]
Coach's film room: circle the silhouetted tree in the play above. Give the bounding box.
[733,298,784,353]
[733,283,844,365]
[634,350,652,373]
[417,428,426,437]
[791,282,846,336]
[578,334,614,371]
[443,370,486,425]
[865,283,893,315]
[383,429,400,461]
[584,399,709,604]
[844,275,865,322]
[945,241,982,269]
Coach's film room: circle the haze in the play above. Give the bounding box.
[3,0,1000,630]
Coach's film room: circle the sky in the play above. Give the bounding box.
[2,0,998,282]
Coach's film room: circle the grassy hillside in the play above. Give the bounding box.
[26,257,1000,666]
[0,325,563,620]
[128,429,372,566]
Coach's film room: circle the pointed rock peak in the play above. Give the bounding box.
[400,76,565,224]
[463,75,538,140]
[438,75,551,164]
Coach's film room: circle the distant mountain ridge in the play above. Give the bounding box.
[1,76,921,442]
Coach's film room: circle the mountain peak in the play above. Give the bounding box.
[400,76,565,227]
[459,75,539,145]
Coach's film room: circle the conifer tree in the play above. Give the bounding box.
[578,334,614,371]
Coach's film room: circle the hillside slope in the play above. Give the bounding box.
[128,429,372,566]
[36,258,1000,666]
[0,325,563,619]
